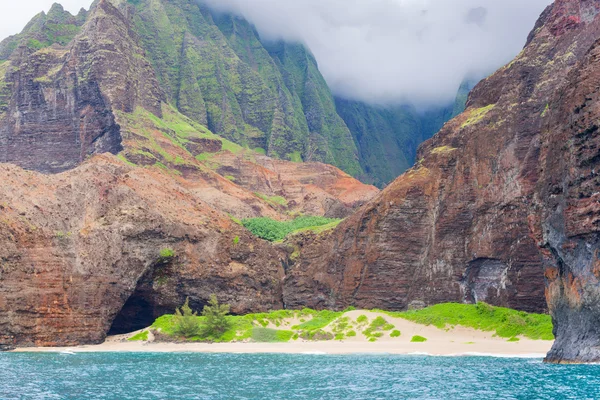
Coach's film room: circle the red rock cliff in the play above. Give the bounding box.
[285,0,600,335]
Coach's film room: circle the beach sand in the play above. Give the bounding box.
[13,311,553,357]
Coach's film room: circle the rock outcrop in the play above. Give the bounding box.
[0,155,286,346]
[285,0,600,340]
[0,0,378,347]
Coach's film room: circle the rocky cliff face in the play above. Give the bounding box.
[335,82,473,188]
[538,4,600,362]
[0,0,379,347]
[285,0,600,340]
[111,0,363,177]
[0,155,287,346]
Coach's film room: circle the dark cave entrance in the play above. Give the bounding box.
[108,291,158,335]
[108,259,177,335]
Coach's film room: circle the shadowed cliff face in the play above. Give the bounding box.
[539,36,600,363]
[285,0,600,353]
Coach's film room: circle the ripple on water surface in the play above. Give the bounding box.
[0,353,599,399]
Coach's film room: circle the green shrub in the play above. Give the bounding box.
[241,216,341,242]
[160,248,175,258]
[128,331,149,341]
[356,315,368,324]
[200,294,231,338]
[233,236,240,245]
[411,335,428,342]
[334,333,344,341]
[363,316,394,339]
[390,330,401,338]
[508,337,520,342]
[346,330,357,337]
[173,297,200,338]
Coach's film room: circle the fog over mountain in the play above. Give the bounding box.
[1,0,552,107]
[201,0,552,107]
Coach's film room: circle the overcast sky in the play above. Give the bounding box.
[0,0,552,107]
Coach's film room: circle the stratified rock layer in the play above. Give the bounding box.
[0,0,378,347]
[287,1,600,365]
[0,156,285,346]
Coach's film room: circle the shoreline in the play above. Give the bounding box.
[12,339,552,358]
[10,310,554,358]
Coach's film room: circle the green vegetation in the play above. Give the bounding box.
[128,330,149,341]
[251,328,294,343]
[363,316,394,341]
[160,248,175,258]
[411,335,428,343]
[201,294,231,337]
[241,216,342,242]
[254,193,288,207]
[385,302,553,340]
[125,0,363,177]
[233,236,240,245]
[292,309,343,331]
[430,146,457,155]
[541,104,550,117]
[146,302,553,344]
[461,104,496,128]
[173,297,200,338]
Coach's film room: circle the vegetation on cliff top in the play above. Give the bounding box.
[241,216,342,242]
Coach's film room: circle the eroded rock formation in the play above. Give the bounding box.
[286,0,600,366]
[0,156,286,346]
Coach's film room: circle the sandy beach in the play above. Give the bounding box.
[13,311,553,357]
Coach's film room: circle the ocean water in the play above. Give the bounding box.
[0,353,598,399]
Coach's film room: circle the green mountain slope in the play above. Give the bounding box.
[119,0,362,176]
[0,0,466,185]
[336,81,475,187]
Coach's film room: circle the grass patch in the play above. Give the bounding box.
[390,330,401,338]
[430,146,457,155]
[363,316,394,339]
[254,193,288,207]
[292,309,343,331]
[508,337,520,342]
[384,302,553,340]
[251,328,294,343]
[160,248,175,258]
[461,104,495,128]
[128,331,149,341]
[241,216,342,242]
[411,335,428,343]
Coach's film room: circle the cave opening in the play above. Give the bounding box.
[108,290,158,335]
[108,259,176,335]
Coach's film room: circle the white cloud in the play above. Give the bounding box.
[201,0,552,107]
[0,0,553,107]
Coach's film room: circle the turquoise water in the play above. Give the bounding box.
[0,353,598,399]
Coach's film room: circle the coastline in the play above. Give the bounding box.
[12,340,552,358]
[12,310,553,357]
